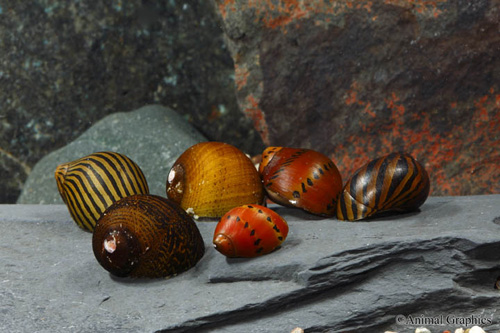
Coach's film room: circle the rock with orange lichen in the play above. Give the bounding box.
[215,0,500,196]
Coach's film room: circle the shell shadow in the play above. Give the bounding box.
[350,208,423,222]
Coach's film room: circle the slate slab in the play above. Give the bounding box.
[16,105,206,204]
[1,195,499,333]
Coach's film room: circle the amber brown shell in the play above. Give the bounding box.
[336,152,430,221]
[260,147,343,217]
[92,194,205,278]
[54,151,149,232]
[213,204,288,258]
[166,142,264,218]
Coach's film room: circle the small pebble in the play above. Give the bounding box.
[290,328,304,333]
[415,328,431,333]
[468,326,486,333]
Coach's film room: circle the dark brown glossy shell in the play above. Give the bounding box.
[260,147,343,217]
[92,194,205,278]
[336,152,430,221]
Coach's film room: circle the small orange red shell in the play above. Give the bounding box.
[260,147,343,217]
[213,204,289,258]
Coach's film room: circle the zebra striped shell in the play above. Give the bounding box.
[260,147,343,217]
[336,152,430,221]
[92,194,205,278]
[213,204,288,258]
[55,152,149,232]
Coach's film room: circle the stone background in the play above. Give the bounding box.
[2,0,500,204]
[0,1,264,203]
[216,0,500,196]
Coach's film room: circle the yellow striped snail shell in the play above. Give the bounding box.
[166,142,264,218]
[336,152,430,221]
[55,151,149,232]
[92,194,205,278]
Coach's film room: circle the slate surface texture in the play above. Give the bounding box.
[1,195,499,333]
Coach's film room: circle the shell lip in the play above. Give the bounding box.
[265,187,336,217]
[93,227,141,278]
[166,164,185,204]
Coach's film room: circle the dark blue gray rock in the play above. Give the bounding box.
[0,1,264,203]
[1,195,499,332]
[17,105,206,204]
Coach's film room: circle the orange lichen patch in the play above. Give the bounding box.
[246,0,374,31]
[235,64,251,91]
[217,0,445,32]
[345,81,377,118]
[218,0,236,19]
[334,87,500,195]
[243,94,270,145]
[384,0,447,17]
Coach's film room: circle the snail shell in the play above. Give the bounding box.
[166,142,264,218]
[213,204,288,258]
[260,147,343,217]
[92,194,205,278]
[336,152,430,221]
[55,151,149,232]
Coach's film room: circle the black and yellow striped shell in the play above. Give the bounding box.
[55,151,149,232]
[336,152,430,221]
[92,194,205,278]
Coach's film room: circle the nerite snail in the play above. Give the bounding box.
[260,147,343,217]
[336,152,430,221]
[166,142,264,218]
[213,204,289,258]
[55,151,149,232]
[92,194,205,278]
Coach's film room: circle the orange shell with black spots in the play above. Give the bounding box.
[213,204,288,258]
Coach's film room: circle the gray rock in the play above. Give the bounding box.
[0,1,264,203]
[215,0,500,196]
[1,195,499,332]
[17,105,206,204]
